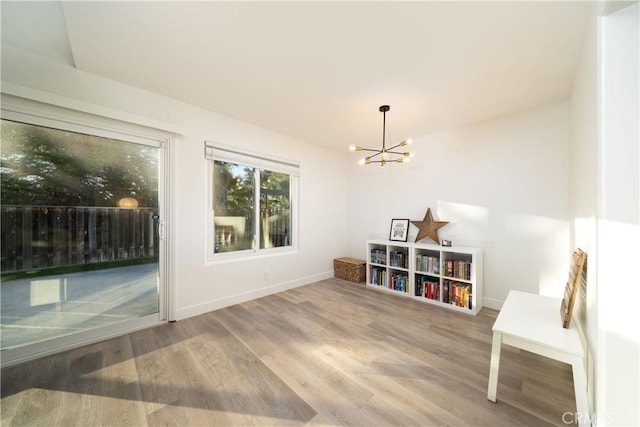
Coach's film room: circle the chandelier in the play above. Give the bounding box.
[349,105,414,166]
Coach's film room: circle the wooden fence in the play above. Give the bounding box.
[1,206,158,274]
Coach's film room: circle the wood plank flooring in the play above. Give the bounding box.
[1,278,577,426]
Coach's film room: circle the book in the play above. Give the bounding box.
[443,259,472,280]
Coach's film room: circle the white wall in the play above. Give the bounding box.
[1,45,349,320]
[600,3,640,224]
[347,102,571,309]
[569,1,601,415]
[597,3,639,426]
[571,2,640,425]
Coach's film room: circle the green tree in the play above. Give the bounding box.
[213,161,254,212]
[0,120,158,207]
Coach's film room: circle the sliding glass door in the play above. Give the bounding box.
[0,115,167,359]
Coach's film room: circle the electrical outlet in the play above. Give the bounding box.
[263,271,269,281]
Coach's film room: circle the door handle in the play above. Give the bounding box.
[158,219,166,240]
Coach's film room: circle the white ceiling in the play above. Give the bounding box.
[2,1,592,151]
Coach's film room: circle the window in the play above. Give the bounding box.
[206,142,298,257]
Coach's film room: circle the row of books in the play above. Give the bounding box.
[389,250,408,268]
[414,276,472,309]
[415,254,440,274]
[415,275,440,301]
[369,265,472,309]
[444,280,472,309]
[443,259,472,281]
[370,249,386,265]
[373,252,466,279]
[391,272,409,293]
[369,266,387,287]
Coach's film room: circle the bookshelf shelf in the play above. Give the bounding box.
[366,240,483,315]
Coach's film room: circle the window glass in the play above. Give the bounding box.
[213,161,255,253]
[0,118,163,351]
[259,170,290,249]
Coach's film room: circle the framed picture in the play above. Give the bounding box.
[389,219,410,242]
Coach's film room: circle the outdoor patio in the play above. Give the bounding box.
[1,264,158,349]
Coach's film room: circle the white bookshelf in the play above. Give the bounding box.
[366,239,483,315]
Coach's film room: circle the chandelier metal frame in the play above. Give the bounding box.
[350,105,413,166]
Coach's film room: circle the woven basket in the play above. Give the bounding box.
[334,257,366,283]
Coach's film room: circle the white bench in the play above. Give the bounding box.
[487,249,589,426]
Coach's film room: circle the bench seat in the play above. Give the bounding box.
[487,290,590,426]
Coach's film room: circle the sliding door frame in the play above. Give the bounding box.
[0,94,172,367]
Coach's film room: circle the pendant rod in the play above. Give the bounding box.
[380,105,390,151]
[382,108,386,151]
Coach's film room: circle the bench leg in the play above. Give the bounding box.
[571,357,591,427]
[487,331,502,402]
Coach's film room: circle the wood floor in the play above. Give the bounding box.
[1,278,577,426]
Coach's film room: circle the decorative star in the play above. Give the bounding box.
[411,208,449,243]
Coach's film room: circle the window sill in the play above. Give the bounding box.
[206,246,297,265]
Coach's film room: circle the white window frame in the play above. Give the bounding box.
[206,141,299,262]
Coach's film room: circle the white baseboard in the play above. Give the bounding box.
[175,271,333,320]
[482,297,504,311]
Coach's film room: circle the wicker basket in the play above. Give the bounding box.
[334,257,366,283]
